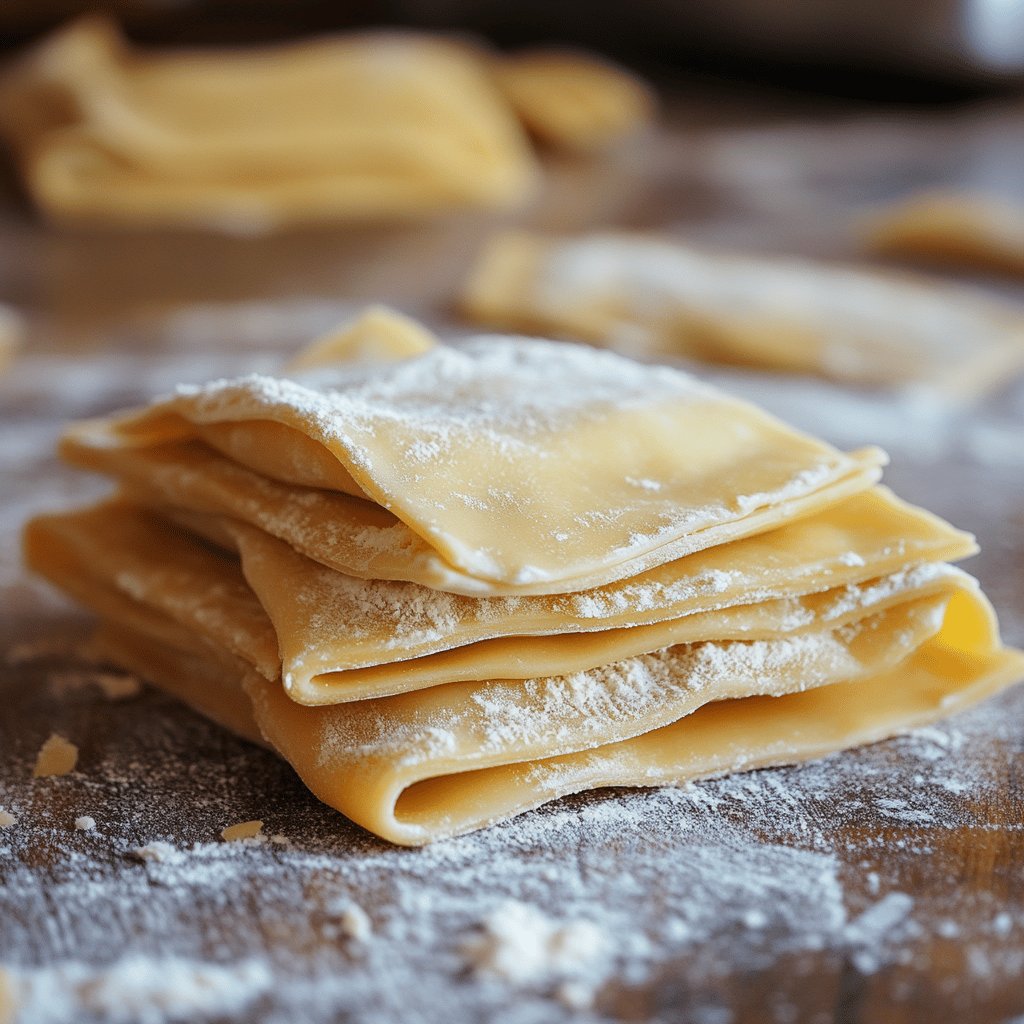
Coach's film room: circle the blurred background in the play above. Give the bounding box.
[2,0,1024,90]
[0,0,1021,322]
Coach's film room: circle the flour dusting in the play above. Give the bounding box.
[463,900,610,1001]
[2,958,273,1024]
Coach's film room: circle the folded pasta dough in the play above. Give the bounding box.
[85,579,1023,846]
[24,491,977,704]
[60,332,886,596]
[864,192,1024,278]
[462,231,1024,395]
[0,20,653,228]
[26,497,1021,845]
[0,17,539,226]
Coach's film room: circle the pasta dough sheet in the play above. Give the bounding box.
[0,18,650,228]
[24,493,976,704]
[490,50,654,151]
[864,192,1024,278]
[60,333,887,596]
[462,231,1024,397]
[87,582,1023,846]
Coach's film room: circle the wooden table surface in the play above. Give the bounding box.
[1,87,1024,1024]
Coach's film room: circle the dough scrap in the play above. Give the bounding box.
[221,820,263,842]
[131,841,183,863]
[33,733,79,777]
[864,192,1024,278]
[24,313,1024,845]
[461,231,1024,397]
[284,306,440,373]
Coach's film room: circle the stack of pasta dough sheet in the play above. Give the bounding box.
[0,17,651,229]
[461,231,1024,397]
[25,309,1024,846]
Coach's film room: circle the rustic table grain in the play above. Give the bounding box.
[1,88,1023,1024]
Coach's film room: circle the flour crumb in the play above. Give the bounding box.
[320,896,373,942]
[32,733,78,777]
[74,816,96,831]
[463,901,609,988]
[268,832,289,846]
[0,809,15,827]
[743,909,768,930]
[131,841,184,864]
[339,904,373,942]
[992,912,1013,937]
[221,820,264,842]
[556,979,596,1010]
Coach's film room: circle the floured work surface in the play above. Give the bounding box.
[3,663,1024,1024]
[3,90,1024,1023]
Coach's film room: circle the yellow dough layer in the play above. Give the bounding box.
[24,503,279,684]
[462,231,1024,396]
[62,436,884,600]
[864,192,1024,278]
[24,492,976,704]
[60,329,887,596]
